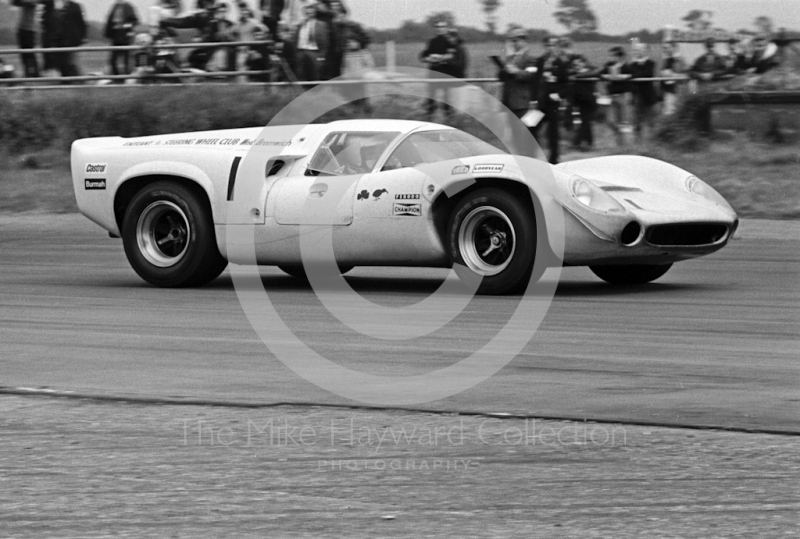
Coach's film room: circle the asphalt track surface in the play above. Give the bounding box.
[0,214,798,433]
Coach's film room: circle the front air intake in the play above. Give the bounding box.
[645,223,729,246]
[620,221,642,246]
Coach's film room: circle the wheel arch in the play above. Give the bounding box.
[114,174,215,234]
[430,178,541,259]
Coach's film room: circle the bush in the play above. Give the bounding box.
[654,90,715,151]
[0,86,297,153]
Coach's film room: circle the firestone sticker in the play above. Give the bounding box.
[393,203,421,216]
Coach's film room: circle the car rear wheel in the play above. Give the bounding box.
[447,188,536,295]
[589,263,673,285]
[122,181,227,287]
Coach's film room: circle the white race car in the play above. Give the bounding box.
[71,120,737,294]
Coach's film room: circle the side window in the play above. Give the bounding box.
[382,139,422,171]
[307,132,400,176]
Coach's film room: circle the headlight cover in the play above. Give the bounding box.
[686,176,730,208]
[570,177,625,213]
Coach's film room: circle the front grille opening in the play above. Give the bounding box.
[620,221,641,246]
[646,223,729,246]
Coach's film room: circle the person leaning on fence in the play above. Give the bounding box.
[599,45,632,146]
[723,37,748,77]
[746,35,779,74]
[271,22,298,81]
[628,42,658,141]
[446,28,468,79]
[690,38,726,82]
[533,36,569,165]
[659,41,685,115]
[105,0,139,81]
[294,1,330,82]
[243,27,272,81]
[234,8,268,80]
[41,0,87,79]
[420,19,458,119]
[14,0,40,78]
[569,55,598,150]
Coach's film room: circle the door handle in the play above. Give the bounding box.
[309,183,328,197]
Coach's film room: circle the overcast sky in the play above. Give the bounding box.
[77,0,800,34]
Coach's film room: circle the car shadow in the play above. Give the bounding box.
[196,272,722,297]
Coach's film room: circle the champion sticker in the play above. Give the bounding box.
[395,194,420,200]
[451,165,470,175]
[84,179,106,190]
[473,164,504,173]
[393,203,421,216]
[85,163,107,174]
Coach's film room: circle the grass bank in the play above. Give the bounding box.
[0,85,797,218]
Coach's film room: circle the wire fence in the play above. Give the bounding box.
[0,41,693,91]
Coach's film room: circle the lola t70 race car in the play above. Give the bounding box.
[71,120,737,294]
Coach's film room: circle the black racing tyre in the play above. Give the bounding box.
[589,263,673,285]
[278,265,353,279]
[447,188,536,295]
[122,181,227,287]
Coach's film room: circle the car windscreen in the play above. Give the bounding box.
[306,131,401,176]
[382,130,505,171]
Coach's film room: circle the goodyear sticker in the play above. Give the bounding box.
[473,164,504,173]
[393,203,421,216]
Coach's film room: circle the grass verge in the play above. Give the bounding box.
[0,85,797,218]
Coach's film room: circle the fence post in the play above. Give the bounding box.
[386,40,396,72]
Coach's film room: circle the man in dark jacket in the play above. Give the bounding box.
[690,38,726,82]
[420,19,458,118]
[498,26,537,154]
[294,1,330,82]
[105,0,139,79]
[629,42,657,140]
[746,35,779,74]
[260,0,284,37]
[41,0,87,78]
[16,0,40,78]
[569,55,598,150]
[599,45,632,146]
[499,27,536,117]
[533,36,570,164]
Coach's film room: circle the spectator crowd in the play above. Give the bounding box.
[487,24,784,163]
[2,0,791,159]
[7,0,373,83]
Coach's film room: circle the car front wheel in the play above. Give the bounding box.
[122,181,227,287]
[447,188,537,295]
[589,263,673,285]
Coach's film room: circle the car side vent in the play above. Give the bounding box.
[645,223,729,246]
[266,160,284,177]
